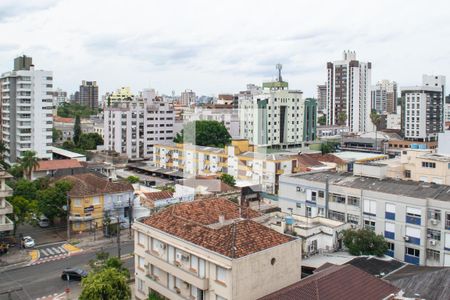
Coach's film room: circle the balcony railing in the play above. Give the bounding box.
[0,216,14,232]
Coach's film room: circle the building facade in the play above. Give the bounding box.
[371,80,397,114]
[133,198,302,300]
[317,84,327,112]
[239,81,316,147]
[326,51,372,133]
[79,80,99,109]
[0,169,13,235]
[104,93,175,159]
[179,89,196,106]
[278,170,450,266]
[401,85,443,142]
[52,88,68,107]
[0,56,53,163]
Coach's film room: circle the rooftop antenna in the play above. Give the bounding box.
[276,63,283,82]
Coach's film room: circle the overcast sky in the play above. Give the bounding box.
[1,0,449,98]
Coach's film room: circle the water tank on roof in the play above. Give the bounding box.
[411,144,418,149]
[419,144,427,149]
[285,216,294,225]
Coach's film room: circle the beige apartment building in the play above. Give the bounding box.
[133,198,302,300]
[0,169,13,234]
[385,149,450,184]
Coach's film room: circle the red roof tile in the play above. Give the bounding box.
[36,159,83,172]
[141,191,174,208]
[53,116,74,123]
[58,173,133,197]
[141,198,294,258]
[305,153,346,165]
[259,264,400,300]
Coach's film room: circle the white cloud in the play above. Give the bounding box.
[0,0,449,97]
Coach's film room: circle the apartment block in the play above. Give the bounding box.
[153,140,299,194]
[79,80,99,109]
[0,55,53,163]
[179,89,196,106]
[326,51,372,133]
[317,84,327,112]
[278,170,450,266]
[133,198,302,300]
[371,80,397,113]
[239,73,317,147]
[0,169,13,234]
[104,92,175,159]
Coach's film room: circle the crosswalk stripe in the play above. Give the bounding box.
[46,248,54,255]
[58,246,66,253]
[52,247,61,254]
[40,249,49,256]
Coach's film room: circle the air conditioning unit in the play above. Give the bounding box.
[296,186,305,193]
[160,243,166,249]
[430,240,437,246]
[404,236,410,241]
[431,219,439,225]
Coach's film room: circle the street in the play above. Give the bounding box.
[0,241,134,300]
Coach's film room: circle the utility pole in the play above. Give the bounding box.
[117,209,121,259]
[66,194,70,241]
[128,197,132,239]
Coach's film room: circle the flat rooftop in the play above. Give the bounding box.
[288,171,450,201]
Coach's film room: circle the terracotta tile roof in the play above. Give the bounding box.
[141,191,174,208]
[305,153,346,165]
[141,198,294,258]
[58,173,133,197]
[259,264,400,300]
[295,154,326,172]
[35,159,83,172]
[54,116,74,123]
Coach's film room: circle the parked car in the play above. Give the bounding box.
[21,236,35,248]
[38,216,50,228]
[61,268,88,281]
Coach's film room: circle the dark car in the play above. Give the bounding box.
[61,268,88,281]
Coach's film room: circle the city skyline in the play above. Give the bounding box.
[0,0,449,97]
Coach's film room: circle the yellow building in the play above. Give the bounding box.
[108,86,134,102]
[60,173,134,232]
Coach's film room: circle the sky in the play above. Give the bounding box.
[0,0,449,98]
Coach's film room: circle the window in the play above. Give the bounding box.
[318,191,324,198]
[92,196,100,205]
[405,247,420,257]
[428,209,441,221]
[387,242,395,251]
[347,214,359,225]
[296,202,301,208]
[137,278,144,292]
[330,193,346,204]
[427,229,441,241]
[216,266,226,284]
[347,196,360,207]
[363,200,377,216]
[385,203,396,220]
[422,162,436,168]
[405,170,411,178]
[328,210,345,222]
[138,232,147,247]
[311,191,317,202]
[318,208,325,217]
[426,249,440,261]
[73,199,81,207]
[306,206,312,217]
[406,207,421,225]
[137,255,145,270]
[364,220,375,231]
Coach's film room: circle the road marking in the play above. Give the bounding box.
[40,249,49,256]
[46,248,54,255]
[58,246,66,253]
[52,247,61,254]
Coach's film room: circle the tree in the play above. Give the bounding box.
[148,292,163,300]
[36,180,72,222]
[13,179,38,200]
[370,110,382,151]
[174,120,231,148]
[320,142,335,155]
[79,267,131,300]
[73,115,82,146]
[78,133,103,150]
[52,128,62,143]
[0,140,6,162]
[220,173,236,187]
[89,251,130,278]
[8,164,24,180]
[19,151,39,180]
[342,228,388,257]
[8,195,38,235]
[126,176,139,184]
[318,115,326,126]
[57,102,97,118]
[337,111,347,126]
[157,185,175,193]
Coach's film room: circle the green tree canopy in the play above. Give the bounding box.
[79,267,131,300]
[73,115,82,145]
[36,180,72,221]
[57,102,98,118]
[8,195,38,235]
[126,176,139,184]
[174,120,231,148]
[78,133,103,150]
[342,228,388,257]
[19,150,39,180]
[318,115,326,126]
[220,173,236,187]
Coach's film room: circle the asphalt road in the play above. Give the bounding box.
[0,241,134,300]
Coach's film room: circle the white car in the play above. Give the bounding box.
[22,236,35,248]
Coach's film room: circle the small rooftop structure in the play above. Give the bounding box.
[49,146,86,161]
[259,264,400,300]
[35,159,83,172]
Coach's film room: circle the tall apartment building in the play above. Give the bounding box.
[278,169,450,267]
[317,84,327,112]
[0,169,13,235]
[326,51,372,133]
[133,198,302,300]
[0,56,53,163]
[371,80,397,113]
[239,66,317,147]
[52,88,68,106]
[179,89,196,106]
[104,91,175,159]
[79,80,99,109]
[401,76,445,142]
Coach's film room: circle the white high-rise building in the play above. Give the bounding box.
[239,65,317,147]
[104,90,175,159]
[371,80,397,114]
[179,89,196,106]
[326,51,372,133]
[0,56,53,164]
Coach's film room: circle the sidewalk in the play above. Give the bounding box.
[70,229,134,251]
[0,248,31,270]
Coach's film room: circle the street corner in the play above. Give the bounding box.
[62,243,82,255]
[28,249,40,263]
[36,292,67,300]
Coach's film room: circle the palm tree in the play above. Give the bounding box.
[0,140,6,163]
[370,110,382,151]
[20,150,39,180]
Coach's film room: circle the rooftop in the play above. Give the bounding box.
[140,198,295,258]
[333,151,387,162]
[259,264,400,300]
[35,159,83,172]
[417,152,450,162]
[288,171,450,201]
[58,173,133,197]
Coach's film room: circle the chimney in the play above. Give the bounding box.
[218,214,225,224]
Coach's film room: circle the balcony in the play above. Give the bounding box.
[0,200,13,215]
[146,253,209,290]
[146,275,186,300]
[0,185,13,198]
[0,216,14,232]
